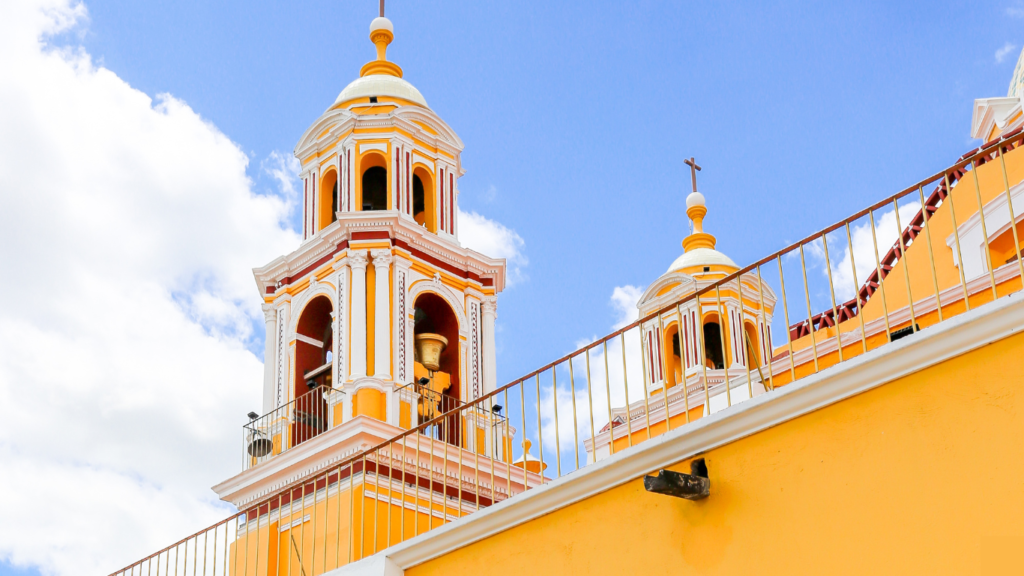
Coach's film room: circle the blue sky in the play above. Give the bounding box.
[0,1,1021,574]
[75,0,1022,382]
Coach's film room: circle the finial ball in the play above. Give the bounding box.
[370,17,393,33]
[686,191,706,210]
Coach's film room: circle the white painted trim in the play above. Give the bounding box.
[359,142,388,154]
[411,152,433,169]
[295,334,324,348]
[365,292,1024,571]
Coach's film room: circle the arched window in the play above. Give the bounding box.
[988,218,1024,268]
[412,166,437,232]
[703,319,725,370]
[743,322,760,367]
[293,295,333,447]
[413,175,426,224]
[412,292,461,445]
[319,169,338,231]
[663,323,682,387]
[362,166,388,211]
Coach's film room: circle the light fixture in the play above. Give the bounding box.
[643,458,709,500]
[491,404,503,415]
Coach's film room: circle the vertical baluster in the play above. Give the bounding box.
[714,284,732,407]
[567,356,580,470]
[944,172,972,312]
[868,209,893,342]
[892,198,918,335]
[970,158,1000,301]
[997,149,1024,283]
[798,243,820,373]
[821,232,844,363]
[776,255,798,381]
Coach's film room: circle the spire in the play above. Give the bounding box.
[360,15,403,78]
[682,158,716,252]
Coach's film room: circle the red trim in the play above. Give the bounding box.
[683,315,691,367]
[647,332,654,380]
[395,148,401,212]
[692,311,698,362]
[276,241,350,289]
[393,238,495,286]
[303,178,308,239]
[439,168,446,230]
[405,152,411,214]
[267,226,499,296]
[449,173,455,234]
[352,231,390,241]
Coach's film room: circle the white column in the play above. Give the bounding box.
[332,264,348,387]
[349,251,369,378]
[261,303,277,414]
[371,249,393,379]
[481,297,497,396]
[393,259,413,384]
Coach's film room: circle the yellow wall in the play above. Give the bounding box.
[228,476,470,576]
[408,330,1024,576]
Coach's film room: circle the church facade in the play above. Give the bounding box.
[110,16,1024,576]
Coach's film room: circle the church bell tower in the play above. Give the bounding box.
[245,13,506,469]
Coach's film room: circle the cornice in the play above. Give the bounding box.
[252,213,507,297]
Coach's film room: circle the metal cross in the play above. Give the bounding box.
[684,157,701,194]
[379,0,385,17]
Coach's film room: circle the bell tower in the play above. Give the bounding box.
[246,13,507,469]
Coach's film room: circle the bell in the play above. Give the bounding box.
[414,333,448,371]
[248,437,273,458]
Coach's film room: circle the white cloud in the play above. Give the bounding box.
[610,285,643,328]
[458,208,528,285]
[0,1,301,574]
[1008,4,1024,18]
[482,183,498,202]
[996,42,1018,63]
[536,285,645,466]
[825,202,921,304]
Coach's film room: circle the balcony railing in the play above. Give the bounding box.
[110,127,1024,576]
[243,384,346,470]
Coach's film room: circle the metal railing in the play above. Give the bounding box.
[243,385,346,470]
[110,127,1024,575]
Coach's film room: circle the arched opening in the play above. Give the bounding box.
[319,169,338,231]
[743,321,760,368]
[412,166,436,232]
[412,292,460,444]
[663,323,682,387]
[988,219,1024,268]
[358,152,388,212]
[702,314,726,370]
[293,295,333,447]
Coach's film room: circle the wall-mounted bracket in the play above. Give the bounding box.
[643,458,710,500]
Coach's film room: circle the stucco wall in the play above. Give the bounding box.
[407,330,1024,575]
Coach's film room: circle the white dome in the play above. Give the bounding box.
[667,247,737,272]
[335,74,429,107]
[686,191,706,209]
[370,16,393,33]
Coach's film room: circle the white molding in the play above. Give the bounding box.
[295,333,324,348]
[369,292,1024,571]
[411,152,433,169]
[359,142,388,154]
